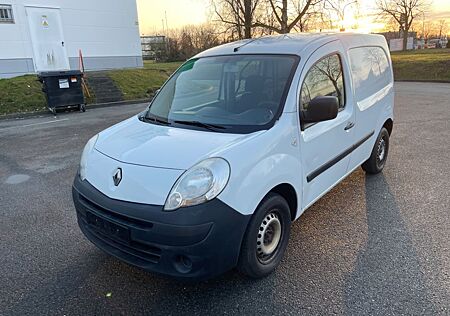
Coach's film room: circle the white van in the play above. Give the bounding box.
[73,33,394,280]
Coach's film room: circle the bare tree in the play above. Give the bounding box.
[422,20,435,40]
[323,0,359,31]
[255,0,322,34]
[165,24,221,61]
[376,0,431,51]
[212,0,261,39]
[438,19,447,38]
[292,0,325,32]
[414,18,448,41]
[315,10,335,30]
[381,15,402,32]
[258,4,278,35]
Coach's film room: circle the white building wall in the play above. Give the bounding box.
[0,0,143,78]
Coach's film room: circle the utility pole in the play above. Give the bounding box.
[422,11,425,40]
[165,11,169,32]
[340,0,357,32]
[165,11,170,57]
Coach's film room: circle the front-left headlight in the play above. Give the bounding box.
[79,134,99,181]
[164,158,230,211]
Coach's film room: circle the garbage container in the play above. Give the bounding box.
[38,70,86,114]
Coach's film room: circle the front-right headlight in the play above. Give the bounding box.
[79,134,98,181]
[164,158,230,211]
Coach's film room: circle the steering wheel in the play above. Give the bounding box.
[242,104,275,123]
[259,101,279,118]
[258,101,278,108]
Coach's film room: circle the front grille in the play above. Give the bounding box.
[76,192,162,265]
[78,194,154,230]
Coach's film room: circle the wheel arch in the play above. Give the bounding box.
[383,118,393,135]
[268,183,298,221]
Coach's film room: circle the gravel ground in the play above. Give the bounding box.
[0,82,449,315]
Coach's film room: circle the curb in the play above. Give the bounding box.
[0,98,150,121]
[86,98,149,109]
[2,79,450,121]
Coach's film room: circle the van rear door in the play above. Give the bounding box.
[347,45,394,170]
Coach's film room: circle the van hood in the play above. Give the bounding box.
[94,116,263,170]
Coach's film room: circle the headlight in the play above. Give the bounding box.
[164,158,230,211]
[79,134,99,181]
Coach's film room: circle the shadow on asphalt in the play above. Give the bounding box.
[343,173,437,314]
[3,173,441,315]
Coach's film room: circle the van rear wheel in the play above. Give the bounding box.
[237,193,291,278]
[362,127,390,174]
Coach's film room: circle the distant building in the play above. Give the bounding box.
[427,37,448,48]
[141,35,167,60]
[376,31,417,51]
[0,0,143,78]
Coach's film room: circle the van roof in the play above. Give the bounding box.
[194,33,388,58]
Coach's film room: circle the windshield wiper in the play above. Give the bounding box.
[141,113,170,126]
[173,120,227,131]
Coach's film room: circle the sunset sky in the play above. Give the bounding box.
[136,0,450,35]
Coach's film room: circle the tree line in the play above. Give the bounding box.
[159,0,436,60]
[212,0,358,39]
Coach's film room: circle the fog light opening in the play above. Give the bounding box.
[174,255,193,274]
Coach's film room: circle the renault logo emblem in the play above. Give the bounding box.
[113,168,122,186]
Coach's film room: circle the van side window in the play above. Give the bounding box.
[300,54,345,117]
[348,46,391,104]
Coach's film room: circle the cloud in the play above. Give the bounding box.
[428,10,450,20]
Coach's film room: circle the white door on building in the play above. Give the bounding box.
[26,7,70,72]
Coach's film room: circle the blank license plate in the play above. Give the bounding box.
[86,212,130,243]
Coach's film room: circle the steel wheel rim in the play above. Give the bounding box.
[256,212,282,263]
[376,136,387,168]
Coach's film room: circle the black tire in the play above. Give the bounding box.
[80,104,86,112]
[362,127,390,174]
[237,193,291,278]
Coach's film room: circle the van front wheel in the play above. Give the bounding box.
[237,193,291,278]
[362,127,390,174]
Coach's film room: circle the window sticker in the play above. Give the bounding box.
[41,15,49,28]
[59,79,69,89]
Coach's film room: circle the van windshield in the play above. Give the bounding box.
[145,55,299,133]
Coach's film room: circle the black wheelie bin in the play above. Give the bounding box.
[38,70,86,114]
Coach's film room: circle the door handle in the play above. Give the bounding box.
[344,121,355,130]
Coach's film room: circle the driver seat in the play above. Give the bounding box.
[238,75,264,112]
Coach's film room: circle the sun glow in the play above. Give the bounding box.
[333,5,384,34]
[138,0,450,36]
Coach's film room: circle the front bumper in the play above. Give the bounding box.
[72,175,250,280]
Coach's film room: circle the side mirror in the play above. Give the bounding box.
[302,96,339,123]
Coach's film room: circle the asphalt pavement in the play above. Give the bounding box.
[0,82,449,315]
